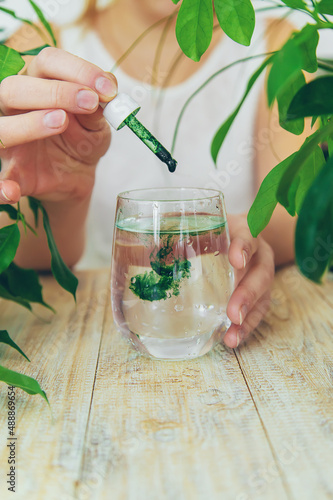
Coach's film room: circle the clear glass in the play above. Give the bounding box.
[111,188,234,360]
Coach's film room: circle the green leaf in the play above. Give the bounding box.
[0,204,18,221]
[277,71,305,135]
[214,0,255,46]
[248,154,295,237]
[40,204,78,300]
[317,0,333,15]
[311,115,319,128]
[287,76,333,120]
[295,146,326,213]
[277,120,333,214]
[267,25,318,110]
[247,146,324,237]
[0,365,48,402]
[0,6,46,44]
[20,44,50,56]
[211,55,273,163]
[175,0,213,61]
[0,283,32,311]
[2,262,55,312]
[28,196,40,227]
[0,202,37,236]
[267,38,303,106]
[295,156,333,283]
[26,198,78,298]
[0,224,20,274]
[0,330,30,362]
[28,0,57,47]
[0,45,25,82]
[293,24,319,74]
[0,6,39,29]
[171,0,181,3]
[328,136,333,158]
[17,210,27,234]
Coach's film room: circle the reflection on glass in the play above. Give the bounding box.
[111,188,234,360]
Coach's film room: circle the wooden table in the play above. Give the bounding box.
[0,267,333,500]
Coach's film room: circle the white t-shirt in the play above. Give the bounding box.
[60,18,267,269]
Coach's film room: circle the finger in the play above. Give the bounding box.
[0,109,69,148]
[27,47,118,102]
[0,180,21,204]
[228,214,259,270]
[224,291,271,348]
[75,105,109,132]
[0,75,100,116]
[60,113,111,165]
[227,240,274,325]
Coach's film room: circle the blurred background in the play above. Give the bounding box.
[0,0,331,57]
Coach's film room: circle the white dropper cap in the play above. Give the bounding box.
[101,93,141,130]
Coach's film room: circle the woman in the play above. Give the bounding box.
[0,0,307,348]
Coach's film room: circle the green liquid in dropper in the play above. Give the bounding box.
[124,113,177,173]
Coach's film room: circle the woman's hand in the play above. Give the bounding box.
[223,214,275,348]
[0,47,117,205]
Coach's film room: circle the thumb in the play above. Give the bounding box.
[0,180,21,204]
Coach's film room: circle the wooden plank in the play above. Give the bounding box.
[2,265,331,500]
[0,270,110,500]
[236,266,333,500]
[77,288,288,500]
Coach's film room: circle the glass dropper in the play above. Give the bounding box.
[102,93,177,173]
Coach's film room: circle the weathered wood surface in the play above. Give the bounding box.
[0,267,332,500]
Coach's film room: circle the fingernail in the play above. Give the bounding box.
[1,187,11,202]
[95,76,117,98]
[242,250,247,268]
[77,90,99,110]
[44,110,66,128]
[239,305,247,325]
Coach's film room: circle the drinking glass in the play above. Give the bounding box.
[111,188,234,360]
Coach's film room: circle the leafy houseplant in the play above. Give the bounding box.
[0,0,332,398]
[170,0,333,282]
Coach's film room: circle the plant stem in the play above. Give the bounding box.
[16,201,37,235]
[255,5,286,12]
[111,14,176,73]
[171,52,274,155]
[318,61,333,73]
[151,10,178,87]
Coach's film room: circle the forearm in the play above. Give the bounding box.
[0,196,91,270]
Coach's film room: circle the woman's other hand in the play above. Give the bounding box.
[224,214,275,348]
[0,47,117,205]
